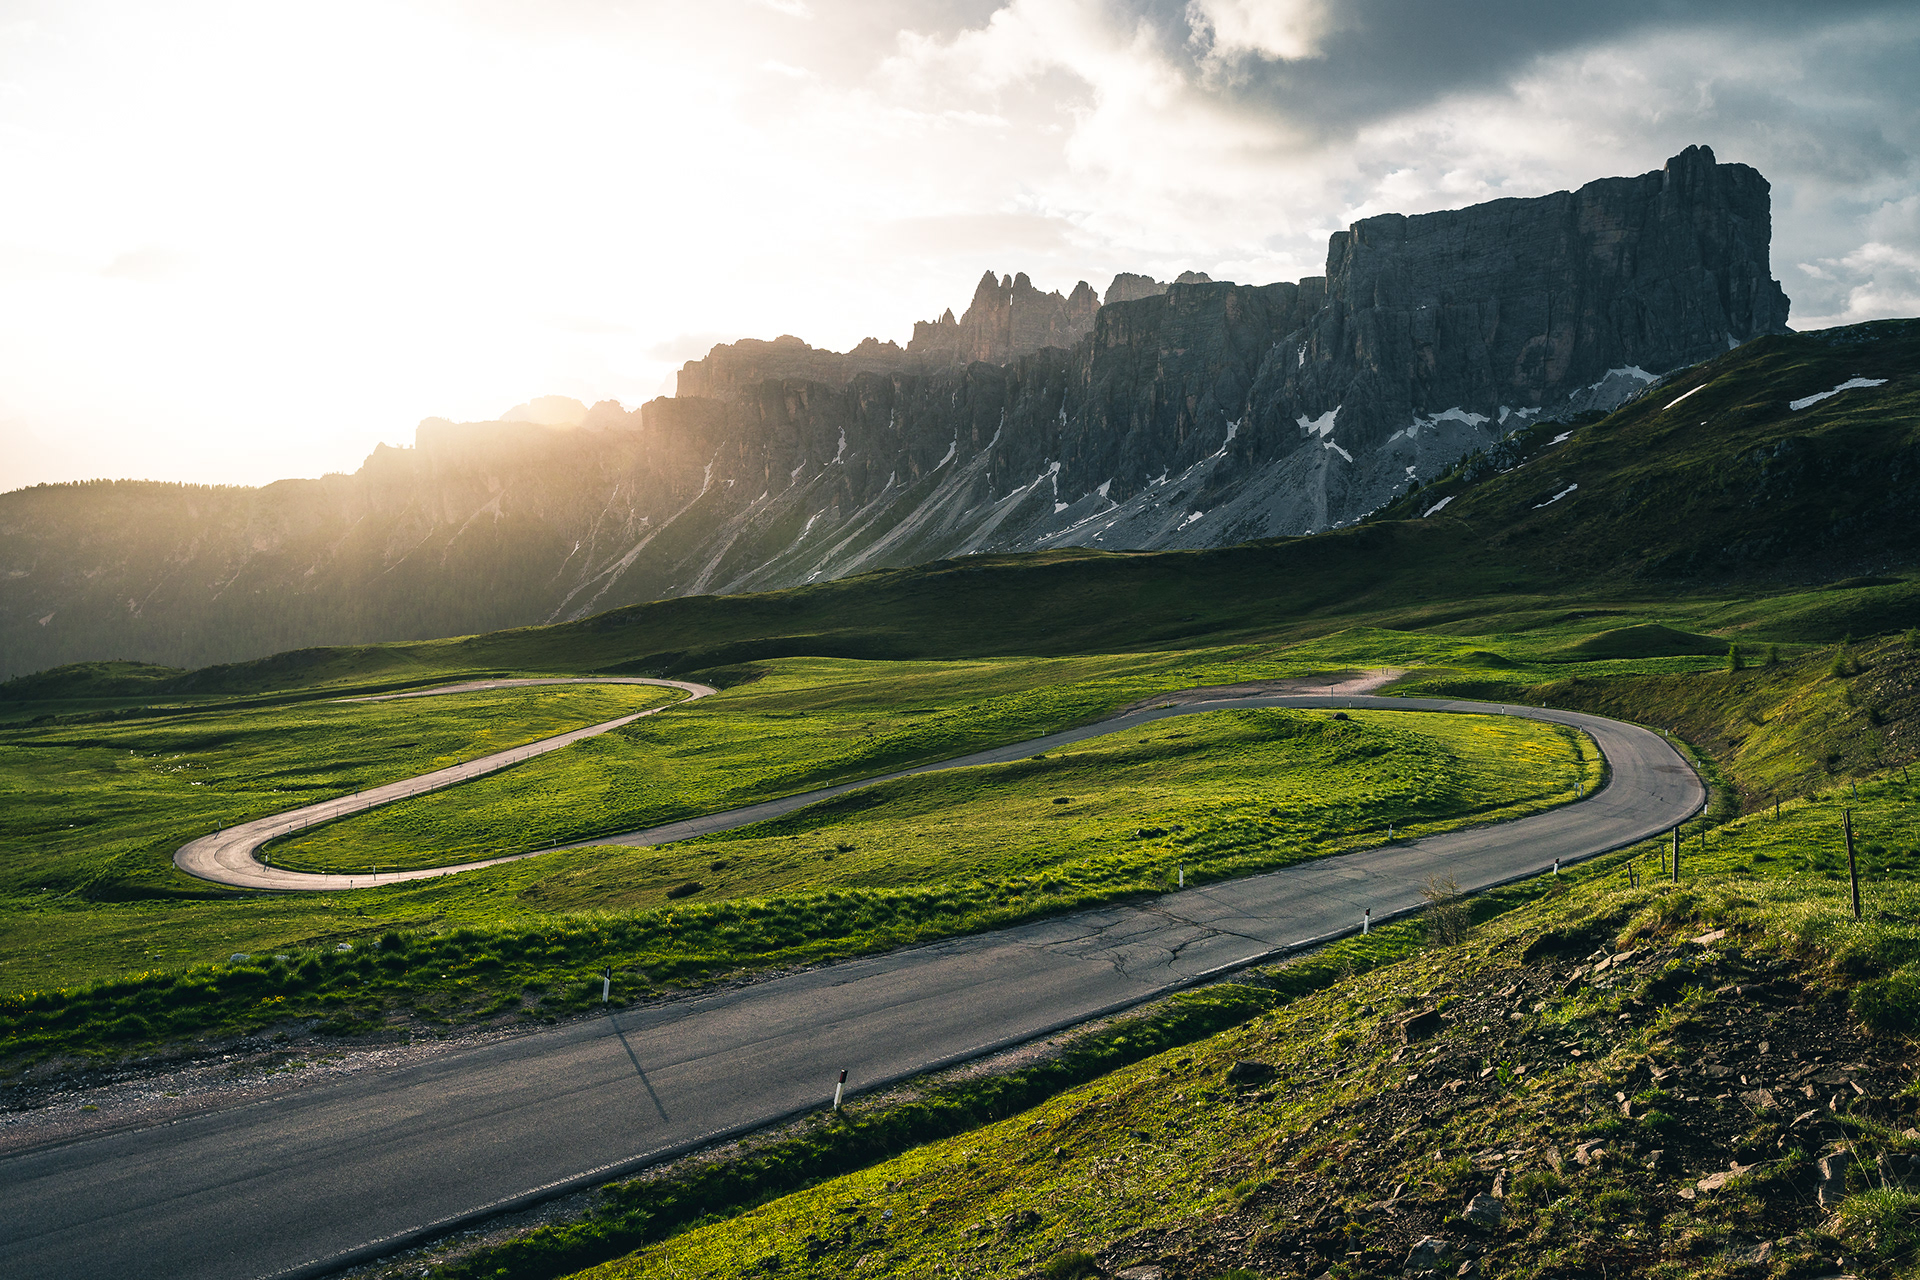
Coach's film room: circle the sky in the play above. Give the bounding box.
[1,0,1916,492]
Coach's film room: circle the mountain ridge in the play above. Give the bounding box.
[2,146,1801,677]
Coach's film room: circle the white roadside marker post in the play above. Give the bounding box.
[833,1069,847,1111]
[1362,908,1370,935]
[1178,867,1184,889]
[602,967,612,1005]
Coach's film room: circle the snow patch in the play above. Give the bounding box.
[1592,366,1656,391]
[1533,483,1579,508]
[1498,405,1510,425]
[1323,440,1354,463]
[1097,479,1112,499]
[1663,384,1707,412]
[1296,342,1306,368]
[1422,495,1455,518]
[1790,377,1888,411]
[1400,407,1492,441]
[934,437,957,469]
[1054,502,1069,514]
[1297,407,1340,438]
[832,426,847,464]
[1179,510,1205,528]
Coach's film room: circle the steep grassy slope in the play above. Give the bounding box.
[1378,318,1920,582]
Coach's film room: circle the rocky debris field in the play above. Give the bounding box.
[1065,911,1911,1280]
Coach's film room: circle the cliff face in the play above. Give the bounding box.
[1267,144,1790,459]
[2,148,1792,675]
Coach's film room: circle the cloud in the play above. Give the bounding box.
[4,1,1918,491]
[645,332,741,363]
[100,246,194,281]
[876,211,1079,259]
[1792,194,1920,328]
[1186,0,1339,63]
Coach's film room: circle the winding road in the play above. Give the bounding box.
[8,681,1703,1280]
[173,677,717,890]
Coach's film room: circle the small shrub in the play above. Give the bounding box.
[1727,643,1744,672]
[1513,1169,1564,1202]
[1423,874,1469,947]
[665,881,703,900]
[1833,1187,1920,1263]
[1853,964,1920,1033]
[1436,1153,1474,1189]
[1767,644,1782,666]
[1041,1253,1100,1280]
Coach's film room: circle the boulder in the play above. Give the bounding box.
[1816,1151,1854,1210]
[1399,1009,1445,1043]
[1462,1193,1506,1227]
[1405,1237,1458,1273]
[1225,1060,1276,1085]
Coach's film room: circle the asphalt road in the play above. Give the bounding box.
[6,695,1702,1280]
[173,678,717,891]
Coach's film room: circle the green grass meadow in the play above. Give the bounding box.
[0,650,1596,1060]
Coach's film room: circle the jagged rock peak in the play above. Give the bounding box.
[909,268,1099,366]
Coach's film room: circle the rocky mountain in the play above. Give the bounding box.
[1,146,1791,676]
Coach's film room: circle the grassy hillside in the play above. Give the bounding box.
[1389,632,1920,812]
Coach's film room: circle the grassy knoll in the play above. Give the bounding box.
[532,771,1920,1280]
